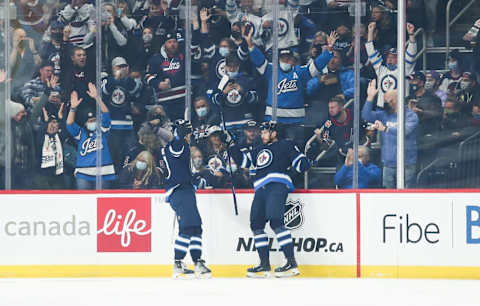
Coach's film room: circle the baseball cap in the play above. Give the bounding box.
[112,57,128,67]
[164,32,178,42]
[279,48,293,57]
[427,70,440,81]
[244,120,258,129]
[387,48,397,55]
[409,71,426,82]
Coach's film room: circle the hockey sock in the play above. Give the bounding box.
[174,234,190,260]
[253,230,270,266]
[189,235,202,263]
[274,227,294,259]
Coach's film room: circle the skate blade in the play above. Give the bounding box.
[172,272,195,280]
[275,268,300,278]
[195,272,212,279]
[246,271,271,278]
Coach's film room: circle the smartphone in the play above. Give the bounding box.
[244,22,252,36]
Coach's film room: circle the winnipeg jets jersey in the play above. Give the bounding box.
[66,112,116,181]
[101,76,142,130]
[261,7,299,51]
[249,46,332,123]
[231,139,310,191]
[365,41,417,107]
[161,136,193,202]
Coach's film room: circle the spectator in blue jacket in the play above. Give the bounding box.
[361,80,419,188]
[306,55,354,101]
[334,146,381,188]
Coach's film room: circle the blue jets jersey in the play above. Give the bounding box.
[231,139,310,191]
[66,112,116,181]
[161,136,194,202]
[101,76,142,130]
[249,46,332,123]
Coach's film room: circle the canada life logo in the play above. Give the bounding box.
[97,197,152,252]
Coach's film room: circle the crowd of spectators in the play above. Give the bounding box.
[0,0,479,190]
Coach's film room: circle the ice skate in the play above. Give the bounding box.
[194,259,211,279]
[173,260,195,279]
[246,263,271,278]
[274,258,299,278]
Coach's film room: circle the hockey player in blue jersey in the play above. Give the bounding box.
[243,27,338,124]
[230,121,311,278]
[161,119,211,279]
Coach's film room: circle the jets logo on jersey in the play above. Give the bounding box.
[226,89,242,105]
[284,199,304,230]
[277,78,298,94]
[215,59,227,79]
[111,87,126,106]
[256,149,273,169]
[380,74,397,93]
[278,18,289,37]
[207,155,224,172]
[80,137,103,156]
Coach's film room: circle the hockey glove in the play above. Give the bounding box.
[174,119,193,139]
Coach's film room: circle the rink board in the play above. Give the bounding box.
[0,190,479,279]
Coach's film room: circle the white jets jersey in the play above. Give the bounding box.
[261,7,299,51]
[365,41,417,107]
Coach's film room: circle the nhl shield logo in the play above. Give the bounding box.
[284,199,304,230]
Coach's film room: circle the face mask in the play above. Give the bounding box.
[193,158,203,169]
[261,28,272,41]
[134,77,142,86]
[280,62,292,72]
[448,61,458,71]
[460,81,471,90]
[410,84,419,92]
[424,80,435,90]
[231,31,242,40]
[196,107,208,117]
[227,70,239,78]
[86,122,96,131]
[473,113,480,120]
[386,63,397,71]
[51,32,63,41]
[383,103,392,113]
[18,40,25,49]
[136,161,147,170]
[227,164,237,173]
[143,33,153,43]
[444,109,456,115]
[219,47,230,57]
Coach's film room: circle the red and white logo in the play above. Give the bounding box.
[97,197,152,252]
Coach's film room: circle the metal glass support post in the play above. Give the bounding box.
[4,0,11,190]
[185,0,192,121]
[271,0,279,121]
[352,0,361,189]
[396,0,406,189]
[96,0,103,190]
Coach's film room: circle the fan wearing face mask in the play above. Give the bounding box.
[191,96,221,130]
[210,54,259,140]
[407,71,442,138]
[66,83,116,190]
[245,26,338,126]
[199,8,250,89]
[365,22,417,107]
[118,150,162,189]
[456,72,480,115]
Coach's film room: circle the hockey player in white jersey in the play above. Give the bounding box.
[366,22,417,107]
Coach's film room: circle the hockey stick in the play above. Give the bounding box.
[218,104,239,216]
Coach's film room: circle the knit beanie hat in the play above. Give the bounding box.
[9,101,25,119]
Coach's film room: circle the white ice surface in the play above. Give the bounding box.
[1,278,478,306]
